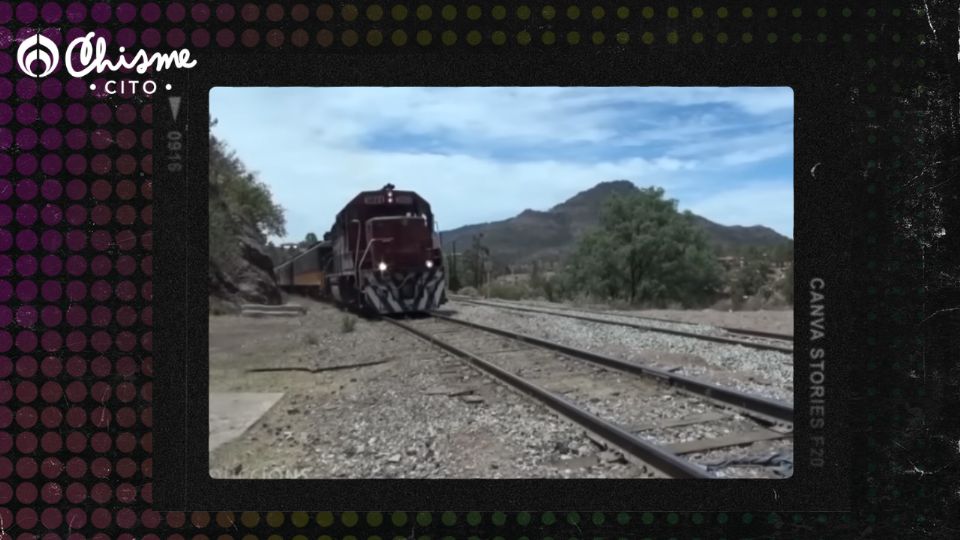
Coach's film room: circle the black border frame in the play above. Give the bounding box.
[155,48,853,511]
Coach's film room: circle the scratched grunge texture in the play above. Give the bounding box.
[1,0,957,538]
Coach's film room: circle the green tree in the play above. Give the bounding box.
[564,187,723,307]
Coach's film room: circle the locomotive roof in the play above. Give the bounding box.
[333,186,434,226]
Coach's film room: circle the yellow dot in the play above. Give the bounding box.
[667,31,678,43]
[692,7,703,18]
[291,513,309,527]
[517,31,531,44]
[692,32,703,43]
[366,5,383,21]
[367,30,383,45]
[642,7,654,18]
[617,6,630,18]
[517,6,531,20]
[667,7,679,18]
[717,32,728,43]
[292,535,308,540]
[542,31,556,44]
[416,30,432,45]
[466,30,482,44]
[616,31,629,44]
[567,31,580,44]
[392,5,407,20]
[767,7,778,17]
[441,5,457,20]
[742,32,752,43]
[344,30,360,46]
[767,33,778,43]
[542,6,555,19]
[592,6,604,19]
[392,30,407,45]
[266,513,284,527]
[492,6,506,19]
[492,31,506,44]
[241,513,260,528]
[642,31,654,44]
[593,31,605,44]
[467,5,481,19]
[442,30,457,44]
[416,5,432,20]
[717,7,728,18]
[241,535,257,540]
[268,535,283,540]
[742,7,753,18]
[567,6,580,19]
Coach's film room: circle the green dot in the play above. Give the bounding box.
[491,31,506,44]
[667,31,678,44]
[792,8,802,17]
[742,7,753,17]
[592,513,605,526]
[616,31,629,44]
[843,33,852,42]
[391,5,407,20]
[641,513,654,524]
[517,512,531,526]
[417,513,432,526]
[717,32,728,43]
[442,512,457,526]
[667,513,679,524]
[641,31,653,44]
[317,513,334,527]
[767,33,778,43]
[892,33,901,42]
[416,30,432,45]
[617,6,630,18]
[542,512,556,525]
[817,8,827,17]
[743,513,754,524]
[767,7,778,17]
[842,7,851,17]
[342,512,359,527]
[718,513,729,524]
[392,30,407,46]
[466,30,481,44]
[692,32,703,43]
[593,31,606,45]
[642,7,654,18]
[792,32,802,43]
[717,7,728,18]
[542,6,555,19]
[517,6,531,20]
[491,512,505,525]
[442,5,457,20]
[817,33,827,42]
[417,5,432,20]
[391,513,408,527]
[567,513,580,525]
[567,6,580,19]
[692,7,703,18]
[667,7,678,18]
[742,33,753,43]
[592,6,605,19]
[868,8,876,17]
[517,31,531,44]
[893,8,902,16]
[442,30,457,44]
[492,5,506,19]
[467,5,482,19]
[567,31,580,44]
[542,31,555,44]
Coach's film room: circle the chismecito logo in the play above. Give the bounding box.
[16,31,197,94]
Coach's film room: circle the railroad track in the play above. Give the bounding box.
[384,314,793,479]
[449,296,793,354]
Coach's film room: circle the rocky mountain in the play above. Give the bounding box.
[439,180,790,266]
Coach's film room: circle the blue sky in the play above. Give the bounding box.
[210,87,793,242]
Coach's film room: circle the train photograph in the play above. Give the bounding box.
[208,87,795,479]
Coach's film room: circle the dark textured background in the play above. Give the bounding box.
[2,0,956,537]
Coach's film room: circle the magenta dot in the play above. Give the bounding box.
[40,78,61,99]
[116,3,136,22]
[41,103,62,125]
[166,2,186,21]
[41,457,62,477]
[16,129,37,150]
[15,330,38,351]
[42,2,62,22]
[16,230,38,251]
[16,154,38,175]
[66,331,85,352]
[16,1,38,23]
[0,305,8,325]
[0,206,8,227]
[41,405,62,426]
[41,281,60,300]
[65,78,86,98]
[167,29,186,48]
[15,254,37,276]
[41,154,62,175]
[91,230,112,251]
[65,179,85,199]
[91,432,111,453]
[65,206,85,226]
[66,128,86,149]
[65,104,87,124]
[66,254,86,275]
[41,205,62,226]
[16,78,37,99]
[16,205,37,226]
[65,2,86,22]
[41,357,62,377]
[142,28,161,48]
[91,104,111,124]
[65,230,86,251]
[65,432,85,453]
[41,506,62,528]
[40,432,60,453]
[117,27,136,48]
[40,305,61,326]
[65,281,85,301]
[65,154,85,175]
[116,104,135,124]
[16,103,38,124]
[90,2,111,22]
[40,127,61,148]
[216,29,235,47]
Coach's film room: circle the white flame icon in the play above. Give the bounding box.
[17,33,59,78]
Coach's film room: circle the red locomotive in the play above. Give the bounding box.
[275,184,447,314]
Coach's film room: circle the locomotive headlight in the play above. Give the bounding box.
[378,261,388,272]
[425,260,434,269]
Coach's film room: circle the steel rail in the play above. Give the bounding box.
[384,316,714,479]
[432,313,794,423]
[450,297,793,354]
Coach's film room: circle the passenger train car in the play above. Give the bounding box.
[274,184,447,314]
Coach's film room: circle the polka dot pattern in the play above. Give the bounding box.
[0,1,918,538]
